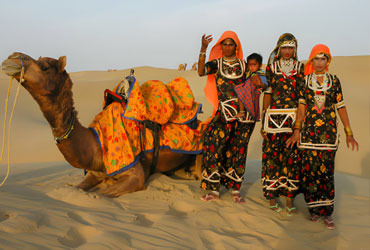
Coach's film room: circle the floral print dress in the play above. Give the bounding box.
[298,73,345,216]
[201,58,255,192]
[261,59,305,199]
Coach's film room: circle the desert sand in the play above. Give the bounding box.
[0,55,368,249]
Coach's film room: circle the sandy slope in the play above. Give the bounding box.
[0,55,369,249]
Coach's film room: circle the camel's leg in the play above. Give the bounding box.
[97,175,145,198]
[76,171,104,191]
[194,154,203,180]
[96,164,146,198]
[170,154,202,180]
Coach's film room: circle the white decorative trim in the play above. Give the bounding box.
[307,199,335,208]
[272,61,301,77]
[222,168,243,182]
[335,101,345,109]
[299,132,339,150]
[261,176,299,191]
[220,98,255,123]
[201,170,220,183]
[306,73,333,92]
[263,108,296,133]
[264,86,273,94]
[219,58,246,79]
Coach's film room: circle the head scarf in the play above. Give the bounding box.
[267,33,298,65]
[304,44,332,75]
[204,31,243,116]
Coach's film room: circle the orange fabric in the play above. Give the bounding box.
[304,44,332,75]
[89,77,208,176]
[204,31,244,116]
[123,77,201,124]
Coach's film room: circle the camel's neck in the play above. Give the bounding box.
[30,74,103,172]
[32,76,75,138]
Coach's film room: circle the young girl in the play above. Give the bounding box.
[261,33,305,215]
[286,44,359,229]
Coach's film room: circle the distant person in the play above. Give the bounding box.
[286,44,359,229]
[197,31,258,203]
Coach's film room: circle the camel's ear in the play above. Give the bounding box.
[57,56,66,73]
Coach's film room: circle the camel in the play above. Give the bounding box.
[178,63,187,71]
[1,52,202,197]
[191,62,197,71]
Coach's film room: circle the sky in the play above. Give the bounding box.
[1,0,369,72]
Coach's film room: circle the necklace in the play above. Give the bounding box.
[223,56,237,62]
[307,73,332,92]
[279,58,294,75]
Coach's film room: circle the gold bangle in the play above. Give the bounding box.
[199,52,206,57]
[293,121,302,130]
[344,127,353,136]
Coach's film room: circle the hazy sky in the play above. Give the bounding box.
[1,0,369,72]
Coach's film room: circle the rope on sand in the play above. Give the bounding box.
[0,66,24,187]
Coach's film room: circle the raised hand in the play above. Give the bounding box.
[201,34,213,51]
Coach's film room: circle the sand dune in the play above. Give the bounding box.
[0,55,369,249]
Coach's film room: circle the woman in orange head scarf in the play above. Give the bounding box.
[286,44,359,229]
[197,31,255,203]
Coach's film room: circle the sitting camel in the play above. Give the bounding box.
[178,63,187,71]
[191,62,197,71]
[1,52,202,197]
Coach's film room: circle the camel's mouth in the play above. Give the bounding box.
[1,59,22,76]
[1,52,33,77]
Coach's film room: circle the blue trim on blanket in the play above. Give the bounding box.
[106,146,202,176]
[89,127,102,149]
[106,154,140,176]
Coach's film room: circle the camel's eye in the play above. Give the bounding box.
[41,66,49,71]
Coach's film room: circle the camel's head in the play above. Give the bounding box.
[1,52,68,96]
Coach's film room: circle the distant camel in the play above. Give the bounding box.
[178,63,187,71]
[1,52,202,197]
[191,62,197,71]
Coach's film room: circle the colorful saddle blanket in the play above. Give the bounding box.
[89,77,207,176]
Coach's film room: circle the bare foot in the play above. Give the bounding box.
[233,194,246,204]
[200,193,219,202]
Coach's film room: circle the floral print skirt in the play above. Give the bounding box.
[201,113,255,192]
[301,149,336,216]
[261,132,301,199]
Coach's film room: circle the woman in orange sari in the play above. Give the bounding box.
[197,31,257,203]
[287,44,359,229]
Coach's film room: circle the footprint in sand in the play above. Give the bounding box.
[167,200,197,217]
[0,211,10,222]
[133,213,155,227]
[67,211,95,226]
[58,225,100,248]
[0,211,49,233]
